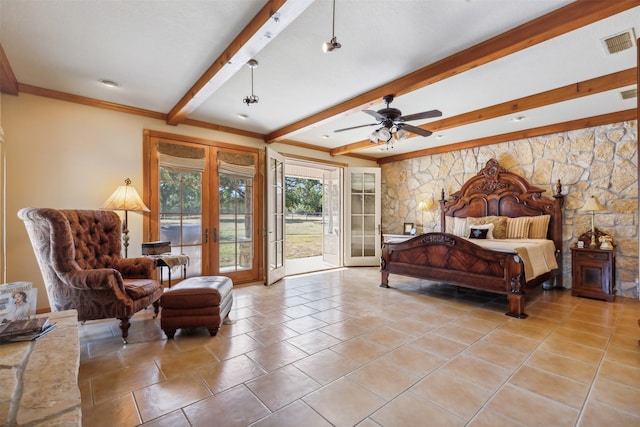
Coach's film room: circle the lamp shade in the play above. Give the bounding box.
[102,178,150,212]
[581,196,605,212]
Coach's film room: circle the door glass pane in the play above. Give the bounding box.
[159,168,202,276]
[219,173,253,273]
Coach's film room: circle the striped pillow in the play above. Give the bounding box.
[506,217,531,239]
[445,216,468,237]
[528,215,550,239]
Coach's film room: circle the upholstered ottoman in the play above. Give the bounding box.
[160,276,233,338]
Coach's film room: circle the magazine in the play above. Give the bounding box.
[0,282,37,323]
[0,316,57,342]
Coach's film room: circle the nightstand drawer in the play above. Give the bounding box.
[574,251,608,261]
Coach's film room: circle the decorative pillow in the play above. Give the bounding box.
[469,227,490,239]
[468,223,494,239]
[451,217,468,238]
[467,216,508,239]
[528,215,550,239]
[506,217,531,239]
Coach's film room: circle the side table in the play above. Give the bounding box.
[151,254,189,288]
[571,246,615,301]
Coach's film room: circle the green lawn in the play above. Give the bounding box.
[286,216,322,258]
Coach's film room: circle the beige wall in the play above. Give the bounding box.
[381,121,638,299]
[2,92,376,311]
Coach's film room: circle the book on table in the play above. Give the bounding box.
[0,317,57,342]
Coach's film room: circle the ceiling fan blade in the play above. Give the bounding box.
[400,109,442,122]
[400,123,433,137]
[362,109,387,121]
[334,123,378,133]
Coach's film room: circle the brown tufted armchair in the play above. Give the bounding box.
[18,208,163,343]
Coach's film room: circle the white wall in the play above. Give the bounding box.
[2,92,376,311]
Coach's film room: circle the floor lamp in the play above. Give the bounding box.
[102,178,150,257]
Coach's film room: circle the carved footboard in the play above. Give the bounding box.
[380,233,528,318]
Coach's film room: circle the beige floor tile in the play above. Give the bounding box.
[140,409,191,427]
[248,400,332,427]
[196,354,267,394]
[590,377,640,416]
[76,268,640,427]
[155,346,220,379]
[603,345,640,368]
[441,355,512,391]
[411,370,493,419]
[479,329,541,354]
[246,341,308,372]
[134,374,212,422]
[487,384,579,426]
[283,315,329,334]
[347,357,420,400]
[465,339,528,370]
[246,325,299,346]
[378,343,447,376]
[286,329,342,354]
[330,336,390,364]
[303,377,385,427]
[525,350,597,384]
[81,393,140,427]
[246,365,320,411]
[598,360,640,390]
[549,326,609,349]
[578,400,640,427]
[90,362,165,403]
[508,365,590,409]
[433,324,487,345]
[205,332,264,360]
[183,385,270,427]
[370,391,464,427]
[538,335,604,365]
[410,332,468,358]
[294,349,363,385]
[467,408,524,427]
[388,318,437,336]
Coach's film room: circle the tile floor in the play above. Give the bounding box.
[79,267,640,427]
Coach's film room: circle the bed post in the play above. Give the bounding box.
[552,179,564,288]
[439,188,447,232]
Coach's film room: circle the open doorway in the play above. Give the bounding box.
[284,160,342,276]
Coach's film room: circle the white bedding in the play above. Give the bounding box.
[469,238,558,281]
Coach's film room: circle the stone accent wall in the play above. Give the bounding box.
[381,120,638,299]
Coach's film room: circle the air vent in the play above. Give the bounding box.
[620,88,637,100]
[602,29,635,54]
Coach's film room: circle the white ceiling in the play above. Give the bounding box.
[1,1,637,160]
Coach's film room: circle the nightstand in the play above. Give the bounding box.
[571,246,615,301]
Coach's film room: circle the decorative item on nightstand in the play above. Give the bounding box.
[581,196,606,248]
[599,235,614,250]
[417,196,436,233]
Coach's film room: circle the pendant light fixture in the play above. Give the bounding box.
[322,0,341,52]
[242,59,259,106]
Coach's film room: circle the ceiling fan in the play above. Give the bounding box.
[334,95,442,144]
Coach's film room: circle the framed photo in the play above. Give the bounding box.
[403,223,414,235]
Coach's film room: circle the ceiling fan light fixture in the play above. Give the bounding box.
[377,127,391,142]
[243,59,260,106]
[394,128,408,143]
[323,0,341,53]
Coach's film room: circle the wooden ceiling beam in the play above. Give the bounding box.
[0,43,19,95]
[267,0,639,143]
[166,0,314,126]
[330,67,637,156]
[376,109,637,165]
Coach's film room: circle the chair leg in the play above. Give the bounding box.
[153,300,160,319]
[118,317,131,344]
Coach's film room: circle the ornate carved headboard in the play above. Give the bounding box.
[439,158,564,250]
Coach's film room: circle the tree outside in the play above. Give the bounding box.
[285,177,323,258]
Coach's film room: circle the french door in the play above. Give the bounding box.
[266,147,286,285]
[143,131,262,284]
[344,167,381,266]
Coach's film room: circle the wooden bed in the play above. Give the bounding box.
[380,158,564,318]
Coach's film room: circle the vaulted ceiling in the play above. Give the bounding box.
[1,1,638,162]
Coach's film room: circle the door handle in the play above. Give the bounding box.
[213,228,218,243]
[204,228,209,244]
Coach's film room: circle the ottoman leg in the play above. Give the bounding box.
[164,329,176,339]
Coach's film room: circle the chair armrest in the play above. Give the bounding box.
[61,268,125,291]
[116,257,156,279]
